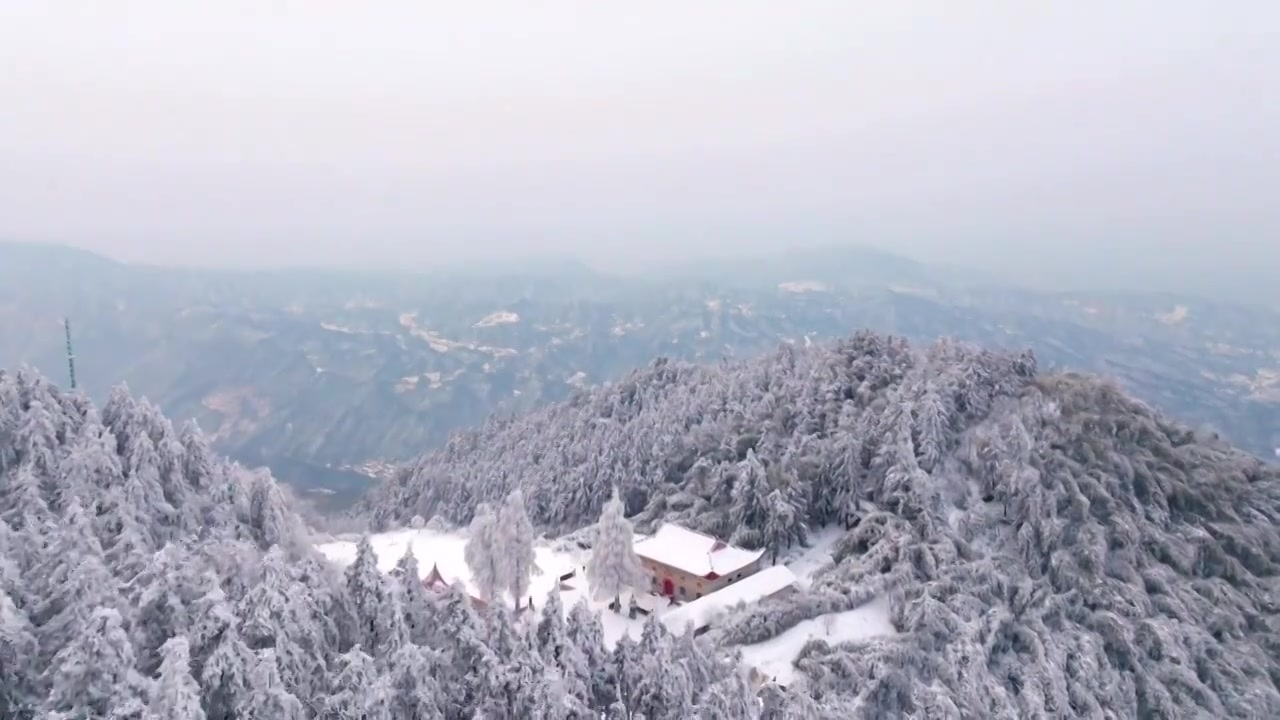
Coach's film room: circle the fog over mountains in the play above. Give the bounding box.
[4,241,1277,509]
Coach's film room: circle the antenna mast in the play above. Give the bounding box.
[64,317,77,390]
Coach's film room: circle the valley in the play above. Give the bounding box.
[3,242,1278,510]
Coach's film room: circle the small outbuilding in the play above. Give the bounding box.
[661,564,798,636]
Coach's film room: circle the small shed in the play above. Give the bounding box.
[421,562,488,609]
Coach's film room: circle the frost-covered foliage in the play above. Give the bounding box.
[0,369,762,718]
[362,332,1280,718]
[586,487,648,606]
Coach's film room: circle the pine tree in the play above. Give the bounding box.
[435,584,496,713]
[498,489,540,612]
[383,644,445,720]
[322,645,383,720]
[566,600,614,712]
[244,649,306,720]
[0,592,38,720]
[730,449,771,545]
[586,487,647,609]
[344,535,387,651]
[150,637,206,720]
[391,544,436,645]
[536,590,594,710]
[35,552,119,660]
[199,626,254,720]
[464,503,503,603]
[185,573,239,679]
[630,616,694,719]
[15,398,59,477]
[44,607,150,718]
[129,543,199,674]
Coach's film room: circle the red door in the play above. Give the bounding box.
[662,578,674,597]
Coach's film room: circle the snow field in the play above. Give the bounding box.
[315,528,652,647]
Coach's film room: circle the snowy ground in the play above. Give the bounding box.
[315,528,656,647]
[314,524,895,681]
[738,596,898,686]
[782,524,846,586]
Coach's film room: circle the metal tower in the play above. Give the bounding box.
[64,317,77,390]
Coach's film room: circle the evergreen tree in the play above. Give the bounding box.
[321,645,385,720]
[244,649,306,720]
[199,626,253,720]
[463,503,503,603]
[150,637,206,720]
[730,449,771,546]
[585,487,647,609]
[391,544,436,645]
[44,607,150,718]
[0,592,38,719]
[383,644,445,720]
[344,535,387,651]
[498,489,540,611]
[566,600,615,712]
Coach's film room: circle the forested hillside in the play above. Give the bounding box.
[0,370,771,719]
[362,332,1280,717]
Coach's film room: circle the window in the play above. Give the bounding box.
[679,586,687,597]
[696,592,702,599]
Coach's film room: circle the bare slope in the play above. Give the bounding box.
[361,332,1280,717]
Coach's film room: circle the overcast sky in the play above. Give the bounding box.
[1,2,1277,288]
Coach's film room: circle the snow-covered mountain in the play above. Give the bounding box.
[0,369,774,718]
[359,331,1280,716]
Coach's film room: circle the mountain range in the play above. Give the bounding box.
[2,241,1277,508]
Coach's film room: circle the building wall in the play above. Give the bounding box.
[639,555,766,601]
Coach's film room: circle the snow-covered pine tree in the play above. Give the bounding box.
[0,591,38,719]
[344,535,388,651]
[44,607,151,718]
[729,448,771,547]
[244,649,306,720]
[383,644,445,720]
[391,543,436,645]
[585,487,647,610]
[321,645,383,720]
[566,600,615,712]
[498,489,540,612]
[463,503,504,603]
[198,625,254,720]
[150,637,206,720]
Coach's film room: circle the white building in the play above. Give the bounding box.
[633,524,765,601]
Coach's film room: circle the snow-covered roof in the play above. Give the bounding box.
[633,524,764,578]
[662,565,798,634]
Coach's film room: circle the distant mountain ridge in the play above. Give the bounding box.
[2,241,1276,506]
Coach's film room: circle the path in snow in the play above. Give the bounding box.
[738,596,898,686]
[783,524,846,586]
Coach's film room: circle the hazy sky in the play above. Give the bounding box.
[2,2,1277,286]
